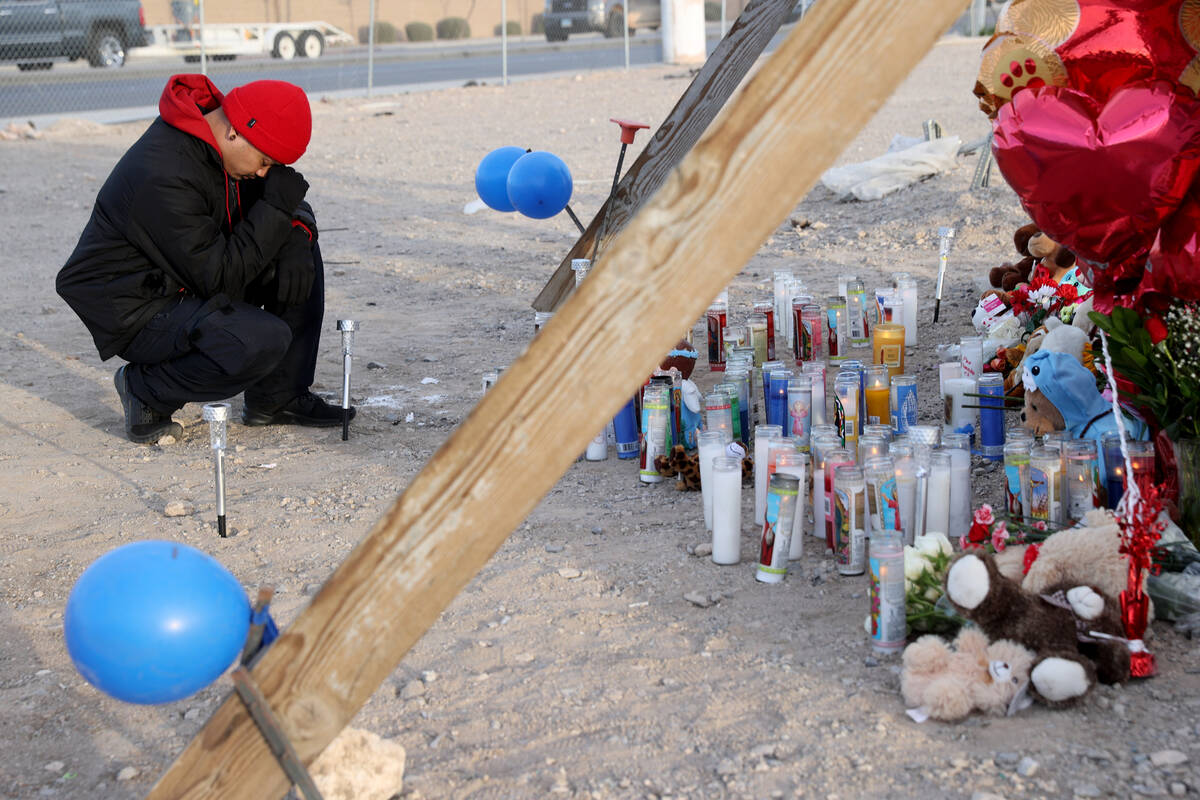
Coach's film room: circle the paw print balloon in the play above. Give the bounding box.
[977,0,1200,310]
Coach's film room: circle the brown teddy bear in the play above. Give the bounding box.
[944,551,1130,707]
[989,224,1076,293]
[901,627,1036,722]
[654,443,753,491]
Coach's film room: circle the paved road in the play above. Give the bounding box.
[0,29,758,123]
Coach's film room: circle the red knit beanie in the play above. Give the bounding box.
[222,80,311,164]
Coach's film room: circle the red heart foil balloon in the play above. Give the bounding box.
[993,81,1200,266]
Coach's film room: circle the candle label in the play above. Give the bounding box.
[890,383,918,435]
[869,553,906,650]
[789,395,810,440]
[1030,466,1060,522]
[758,479,798,582]
[1005,459,1028,520]
[835,487,866,575]
[868,477,899,531]
[706,308,726,370]
[878,344,902,368]
[639,395,670,482]
[1068,464,1102,520]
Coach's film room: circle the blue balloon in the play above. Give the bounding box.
[65,540,250,705]
[507,151,573,220]
[475,146,526,212]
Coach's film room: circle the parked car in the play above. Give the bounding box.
[542,0,661,42]
[0,0,148,70]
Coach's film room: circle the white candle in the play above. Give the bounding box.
[960,336,984,380]
[943,376,977,440]
[942,433,972,538]
[803,361,827,427]
[895,455,916,546]
[897,278,918,347]
[938,360,962,403]
[754,425,783,526]
[711,456,742,565]
[776,455,808,560]
[925,451,951,536]
[698,431,728,532]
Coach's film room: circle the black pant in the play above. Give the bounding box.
[118,242,326,414]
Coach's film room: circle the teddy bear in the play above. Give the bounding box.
[944,550,1130,707]
[654,441,753,491]
[989,223,1039,293]
[901,627,1036,722]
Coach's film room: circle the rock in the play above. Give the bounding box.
[304,583,322,595]
[1017,757,1039,777]
[183,707,201,721]
[1072,783,1101,797]
[684,591,715,608]
[591,526,603,535]
[164,501,194,517]
[557,568,582,580]
[420,670,438,684]
[994,752,1019,766]
[116,766,139,782]
[716,758,738,776]
[694,543,713,557]
[44,761,64,772]
[1170,782,1187,796]
[157,434,177,446]
[864,656,879,667]
[400,680,425,699]
[367,361,387,370]
[545,544,564,553]
[1151,750,1189,767]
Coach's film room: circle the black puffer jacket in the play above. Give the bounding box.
[57,74,303,359]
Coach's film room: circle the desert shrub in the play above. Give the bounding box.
[531,12,545,34]
[358,21,398,43]
[493,20,521,36]
[405,21,434,42]
[704,1,721,21]
[436,17,471,39]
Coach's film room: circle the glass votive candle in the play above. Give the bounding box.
[698,430,730,532]
[754,424,784,527]
[704,391,734,442]
[1102,432,1125,510]
[775,451,809,561]
[859,434,888,464]
[1128,439,1156,498]
[863,423,894,444]
[864,364,891,427]
[752,300,776,361]
[889,374,918,435]
[711,456,743,565]
[872,323,906,380]
[748,312,770,366]
[1029,445,1064,524]
[1065,439,1101,522]
[787,374,813,449]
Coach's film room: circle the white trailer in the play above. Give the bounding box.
[142,21,355,62]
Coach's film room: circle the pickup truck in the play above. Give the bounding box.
[0,0,148,70]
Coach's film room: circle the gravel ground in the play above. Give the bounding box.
[0,33,1197,800]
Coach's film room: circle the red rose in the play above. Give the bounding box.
[967,521,989,544]
[1145,316,1168,345]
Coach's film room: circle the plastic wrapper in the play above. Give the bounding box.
[820,137,961,201]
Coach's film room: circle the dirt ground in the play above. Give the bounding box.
[1,34,1199,800]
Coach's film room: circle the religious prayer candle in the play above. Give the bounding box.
[977,373,1006,461]
[776,452,809,560]
[907,425,941,471]
[726,368,753,443]
[788,280,810,350]
[1065,439,1101,522]
[766,436,795,487]
[760,360,785,408]
[837,273,857,297]
[723,325,745,364]
[639,386,669,483]
[959,336,985,380]
[802,361,828,427]
[698,430,729,532]
[869,530,906,653]
[711,456,743,565]
[1102,432,1126,510]
[874,287,895,326]
[1128,440,1156,498]
[706,300,727,371]
[891,271,911,287]
[1042,438,1069,525]
[824,448,856,552]
[753,300,776,361]
[865,456,899,536]
[872,323,905,381]
[943,376,978,443]
[834,465,867,576]
[925,451,952,536]
[800,303,824,363]
[810,434,842,541]
[942,432,972,539]
[773,270,795,348]
[865,364,890,426]
[834,372,861,451]
[792,297,807,363]
[858,434,888,465]
[787,375,813,450]
[717,384,742,445]
[897,277,919,346]
[890,374,918,436]
[757,472,801,583]
[1004,440,1032,522]
[767,368,793,431]
[847,278,870,349]
[893,449,917,546]
[1029,446,1063,524]
[754,424,784,527]
[748,313,770,367]
[704,391,734,442]
[826,295,849,365]
[864,424,894,444]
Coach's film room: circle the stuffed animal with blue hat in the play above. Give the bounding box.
[1020,349,1148,478]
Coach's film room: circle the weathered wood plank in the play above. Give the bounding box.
[531,0,798,312]
[148,2,963,797]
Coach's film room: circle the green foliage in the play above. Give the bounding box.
[358,21,398,44]
[704,1,721,21]
[531,13,545,34]
[405,21,434,42]
[436,17,471,39]
[493,20,521,36]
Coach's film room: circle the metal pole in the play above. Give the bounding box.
[367,0,376,97]
[501,0,508,86]
[623,5,629,70]
[198,0,207,76]
[721,0,727,37]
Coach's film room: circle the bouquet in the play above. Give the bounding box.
[903,532,961,636]
[1009,275,1089,336]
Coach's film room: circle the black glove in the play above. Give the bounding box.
[275,227,315,306]
[262,165,309,216]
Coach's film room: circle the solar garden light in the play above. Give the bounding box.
[337,319,358,441]
[202,402,231,538]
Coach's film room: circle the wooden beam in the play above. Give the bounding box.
[149,2,963,797]
[531,0,797,312]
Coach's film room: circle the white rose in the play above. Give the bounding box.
[925,586,942,602]
[904,546,930,581]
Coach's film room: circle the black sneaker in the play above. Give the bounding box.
[113,365,183,444]
[242,391,356,428]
